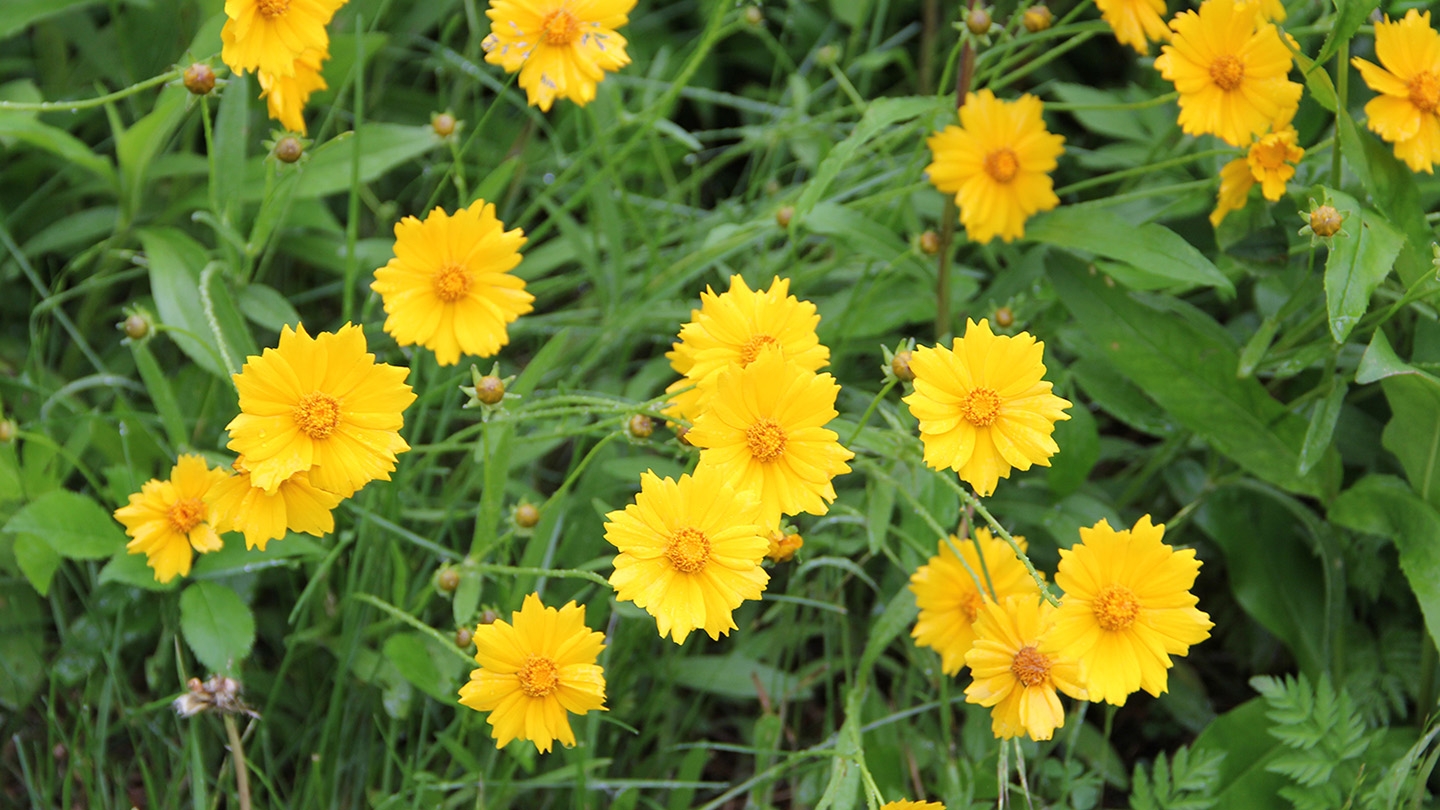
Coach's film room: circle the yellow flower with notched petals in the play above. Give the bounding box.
[370,201,532,366]
[258,48,328,134]
[965,595,1086,741]
[210,460,342,551]
[221,0,347,78]
[482,0,635,112]
[925,90,1064,244]
[458,593,607,754]
[903,319,1071,498]
[1153,0,1302,147]
[1351,10,1440,173]
[604,466,769,644]
[1048,515,1213,706]
[113,455,229,583]
[1096,0,1169,54]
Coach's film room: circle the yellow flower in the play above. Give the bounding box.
[881,802,946,810]
[1247,125,1304,199]
[603,466,769,644]
[1048,515,1214,706]
[1242,0,1286,22]
[210,460,343,551]
[220,0,347,78]
[903,319,1072,498]
[765,530,803,563]
[113,455,229,583]
[258,48,328,134]
[1154,0,1303,147]
[1208,157,1255,227]
[457,593,607,753]
[1096,0,1169,54]
[225,323,416,497]
[482,0,635,112]
[909,529,1042,676]
[1351,10,1440,173]
[965,595,1086,741]
[663,275,829,424]
[685,348,854,529]
[370,201,532,366]
[925,90,1064,244]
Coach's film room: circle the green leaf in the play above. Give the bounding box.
[0,581,47,711]
[3,490,127,560]
[1338,123,1433,287]
[115,86,189,221]
[795,96,940,217]
[237,283,301,333]
[191,533,325,580]
[1298,380,1347,477]
[1050,260,1334,498]
[1192,699,1288,808]
[129,338,188,450]
[1356,328,1418,384]
[137,228,229,378]
[246,123,444,200]
[1380,374,1440,507]
[1047,399,1099,497]
[0,0,107,40]
[1317,0,1380,64]
[665,654,812,701]
[179,581,255,676]
[857,586,918,676]
[212,72,249,222]
[1029,208,1235,294]
[804,202,931,279]
[0,113,117,184]
[98,549,177,592]
[1320,188,1402,343]
[13,533,59,596]
[383,632,465,704]
[1288,44,1338,113]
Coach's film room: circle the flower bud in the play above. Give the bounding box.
[436,566,460,593]
[1022,5,1053,32]
[993,306,1014,328]
[123,313,150,341]
[479,608,499,625]
[513,502,540,528]
[474,375,505,405]
[891,350,915,382]
[743,6,764,25]
[455,626,473,647]
[966,7,992,34]
[274,136,304,164]
[673,424,693,446]
[627,413,654,439]
[815,44,841,67]
[1309,205,1342,238]
[432,112,457,138]
[183,63,216,96]
[919,230,940,255]
[776,205,795,228]
[0,419,14,443]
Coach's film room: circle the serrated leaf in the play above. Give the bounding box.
[179,582,254,676]
[3,490,127,560]
[1317,0,1380,63]
[1320,188,1402,343]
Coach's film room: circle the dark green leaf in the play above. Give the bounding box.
[0,0,108,39]
[246,123,444,200]
[13,533,59,596]
[179,581,255,676]
[3,489,127,560]
[665,654,811,701]
[1299,380,1347,476]
[0,582,46,711]
[1192,699,1287,808]
[98,549,177,592]
[1317,0,1380,63]
[1047,400,1099,497]
[1380,374,1440,507]
[0,114,117,183]
[795,96,939,218]
[1029,208,1234,294]
[1321,188,1402,343]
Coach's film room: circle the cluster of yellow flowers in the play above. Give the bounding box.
[911,516,1213,741]
[114,324,416,581]
[220,0,347,134]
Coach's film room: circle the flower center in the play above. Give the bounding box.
[745,418,788,462]
[1093,584,1142,631]
[540,9,581,45]
[1010,645,1052,687]
[960,387,1002,427]
[1209,55,1245,91]
[1251,136,1290,170]
[256,0,291,17]
[293,391,342,440]
[664,527,711,574]
[432,265,472,303]
[960,590,986,623]
[516,653,561,698]
[1408,70,1440,114]
[739,334,780,366]
[982,148,1020,184]
[167,498,206,535]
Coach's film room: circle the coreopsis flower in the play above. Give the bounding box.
[603,466,769,644]
[113,455,229,583]
[903,319,1072,497]
[925,90,1064,243]
[1049,515,1214,706]
[1208,157,1255,227]
[663,274,829,424]
[481,0,636,112]
[685,349,854,529]
[370,201,532,366]
[1096,0,1169,54]
[1154,0,1303,147]
[909,529,1042,675]
[965,596,1086,741]
[258,48,328,134]
[225,323,416,497]
[881,802,946,810]
[457,593,607,753]
[210,460,343,551]
[1209,118,1304,227]
[220,0,347,77]
[1351,10,1440,173]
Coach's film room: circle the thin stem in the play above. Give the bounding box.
[847,378,899,446]
[936,199,956,341]
[223,715,252,810]
[1055,148,1232,197]
[1042,91,1177,112]
[1332,39,1348,187]
[938,472,1058,605]
[0,67,186,111]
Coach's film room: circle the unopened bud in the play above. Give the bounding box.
[513,502,540,528]
[919,230,940,255]
[673,424,693,446]
[1309,205,1342,238]
[993,306,1014,328]
[474,375,505,405]
[815,44,841,67]
[1022,5,1053,32]
[432,112,457,138]
[966,7,992,35]
[274,136,304,164]
[436,567,460,593]
[479,608,499,625]
[455,627,473,647]
[123,313,150,340]
[743,6,764,25]
[891,351,914,382]
[183,63,216,96]
[627,413,654,439]
[776,205,795,228]
[0,419,15,443]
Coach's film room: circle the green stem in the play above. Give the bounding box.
[938,473,1058,605]
[1333,39,1348,187]
[1042,91,1177,112]
[1055,148,1232,197]
[0,67,186,111]
[223,715,252,810]
[847,378,899,446]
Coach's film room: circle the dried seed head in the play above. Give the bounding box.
[183,63,216,96]
[274,136,304,163]
[627,413,654,439]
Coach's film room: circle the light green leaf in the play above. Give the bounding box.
[179,582,255,676]
[1299,380,1347,477]
[795,96,939,217]
[1028,207,1235,294]
[665,654,811,701]
[0,0,107,39]
[1321,188,1402,343]
[246,123,443,200]
[116,86,189,220]
[0,114,116,184]
[0,582,47,711]
[1380,374,1440,507]
[212,72,249,221]
[3,490,127,560]
[237,283,301,333]
[137,228,228,378]
[383,632,465,704]
[13,534,59,596]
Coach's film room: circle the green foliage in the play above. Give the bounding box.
[1128,745,1224,810]
[1254,673,1372,809]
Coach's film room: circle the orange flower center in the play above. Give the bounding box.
[960,590,986,623]
[982,148,1020,184]
[1251,136,1291,171]
[1093,584,1141,631]
[739,334,780,366]
[167,498,206,535]
[516,653,561,697]
[960,387,1002,427]
[1010,645,1052,687]
[293,391,342,440]
[665,527,711,574]
[540,9,581,45]
[745,418,788,462]
[1209,55,1245,91]
[432,265,472,303]
[1409,70,1440,114]
[256,0,292,17]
